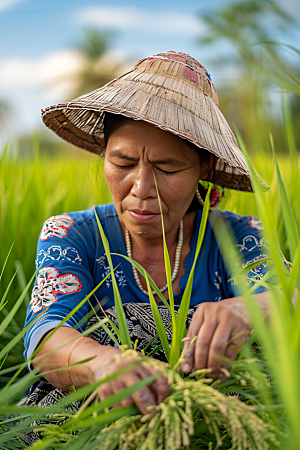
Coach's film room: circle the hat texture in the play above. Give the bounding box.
[42,51,269,192]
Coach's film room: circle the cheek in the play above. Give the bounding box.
[104,160,130,202]
[161,174,198,210]
[169,172,199,197]
[103,159,112,187]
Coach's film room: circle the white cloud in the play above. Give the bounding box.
[0,0,25,12]
[0,49,83,88]
[0,50,85,141]
[0,48,129,142]
[74,6,203,36]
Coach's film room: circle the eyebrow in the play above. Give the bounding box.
[109,150,182,165]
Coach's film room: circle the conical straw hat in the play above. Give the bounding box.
[42,50,269,192]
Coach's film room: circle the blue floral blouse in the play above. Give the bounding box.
[23,203,270,361]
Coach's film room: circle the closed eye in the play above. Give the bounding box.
[114,164,134,170]
[114,164,178,174]
[156,167,179,174]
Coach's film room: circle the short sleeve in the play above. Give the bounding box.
[23,213,95,361]
[227,214,272,296]
[210,211,274,298]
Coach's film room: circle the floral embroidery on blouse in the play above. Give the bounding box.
[40,214,74,241]
[30,267,82,313]
[35,245,82,268]
[236,234,269,254]
[243,254,271,284]
[231,254,271,287]
[248,215,262,230]
[96,256,128,288]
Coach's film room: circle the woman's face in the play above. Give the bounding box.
[104,120,204,239]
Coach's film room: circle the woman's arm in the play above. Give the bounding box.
[32,327,121,390]
[180,289,298,379]
[32,327,169,415]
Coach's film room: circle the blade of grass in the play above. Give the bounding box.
[14,260,30,307]
[90,297,122,344]
[111,253,171,311]
[0,242,14,282]
[0,269,18,309]
[153,173,176,324]
[170,184,212,366]
[142,323,172,354]
[274,159,298,260]
[145,274,170,360]
[1,269,118,395]
[0,267,38,336]
[94,208,131,349]
[77,374,159,428]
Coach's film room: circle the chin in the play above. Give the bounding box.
[129,223,162,239]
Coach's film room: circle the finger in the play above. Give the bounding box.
[194,317,218,373]
[122,373,157,416]
[153,374,170,404]
[119,395,134,408]
[224,342,237,361]
[181,308,205,373]
[98,383,114,402]
[110,379,131,410]
[132,386,157,415]
[134,364,159,402]
[136,363,169,405]
[207,321,234,377]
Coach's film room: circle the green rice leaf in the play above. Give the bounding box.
[0,267,38,336]
[227,257,274,282]
[77,374,159,428]
[0,242,14,283]
[94,208,131,348]
[153,173,177,329]
[145,274,170,360]
[0,269,18,310]
[14,260,30,307]
[111,252,171,311]
[275,159,299,261]
[170,184,212,366]
[88,298,121,346]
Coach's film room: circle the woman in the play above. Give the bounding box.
[24,51,272,416]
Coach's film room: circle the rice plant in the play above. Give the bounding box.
[1,43,300,448]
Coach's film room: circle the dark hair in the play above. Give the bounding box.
[103,112,215,211]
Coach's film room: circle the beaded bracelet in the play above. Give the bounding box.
[67,336,86,393]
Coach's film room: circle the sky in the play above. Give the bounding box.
[0,0,299,145]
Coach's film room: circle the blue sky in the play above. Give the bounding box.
[0,0,217,60]
[0,0,299,145]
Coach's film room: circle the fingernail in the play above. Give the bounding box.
[182,363,190,372]
[140,392,149,401]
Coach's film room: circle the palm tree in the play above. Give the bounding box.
[198,0,298,151]
[72,28,127,98]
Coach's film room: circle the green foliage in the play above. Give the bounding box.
[78,28,112,62]
[198,0,300,152]
[1,12,300,447]
[1,106,300,449]
[71,28,125,98]
[0,145,111,370]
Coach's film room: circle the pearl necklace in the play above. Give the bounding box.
[125,220,184,296]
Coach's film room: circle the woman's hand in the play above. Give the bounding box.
[98,351,170,415]
[180,297,250,379]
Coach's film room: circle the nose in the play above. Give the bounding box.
[130,165,157,200]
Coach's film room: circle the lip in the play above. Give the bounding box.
[128,209,159,222]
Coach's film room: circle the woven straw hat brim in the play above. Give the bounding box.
[42,57,270,192]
